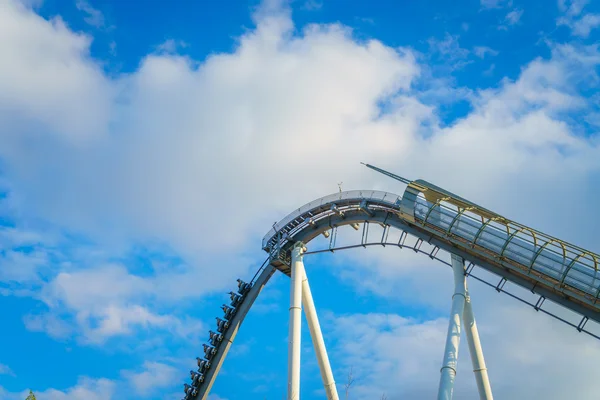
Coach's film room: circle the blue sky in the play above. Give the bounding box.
[0,0,600,399]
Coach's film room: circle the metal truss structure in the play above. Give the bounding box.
[181,164,600,400]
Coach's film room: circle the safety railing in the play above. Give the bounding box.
[262,190,401,250]
[414,197,600,300]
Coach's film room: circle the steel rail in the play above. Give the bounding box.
[304,241,600,341]
[263,193,600,318]
[184,189,600,400]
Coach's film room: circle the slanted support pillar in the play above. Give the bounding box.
[463,290,493,399]
[288,242,306,400]
[302,269,340,400]
[438,254,467,400]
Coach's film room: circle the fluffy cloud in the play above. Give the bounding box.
[0,363,14,376]
[480,0,512,9]
[0,362,184,400]
[23,312,73,339]
[155,39,188,54]
[0,1,113,144]
[559,0,589,15]
[0,0,422,341]
[121,361,179,396]
[327,307,600,399]
[427,33,471,70]
[28,264,206,343]
[2,0,597,279]
[504,8,523,25]
[39,377,116,400]
[473,46,498,58]
[0,377,116,400]
[569,14,600,37]
[557,0,600,37]
[75,0,105,29]
[0,0,422,263]
[43,265,153,312]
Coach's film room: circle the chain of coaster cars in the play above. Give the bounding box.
[182,278,252,399]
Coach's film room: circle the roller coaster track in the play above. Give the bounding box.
[182,173,600,400]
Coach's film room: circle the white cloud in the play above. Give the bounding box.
[427,33,471,70]
[0,363,14,376]
[505,8,523,25]
[570,13,600,37]
[0,224,65,287]
[15,0,43,8]
[207,395,229,400]
[474,43,600,119]
[327,305,600,399]
[0,248,48,284]
[0,0,419,257]
[31,265,206,343]
[109,40,117,56]
[302,0,323,10]
[23,312,73,339]
[75,0,105,28]
[428,33,469,58]
[155,39,188,54]
[121,361,178,396]
[328,313,447,398]
[473,46,499,58]
[0,0,423,331]
[558,0,589,16]
[0,227,45,248]
[480,0,512,9]
[82,305,171,339]
[557,0,600,37]
[1,363,180,399]
[0,0,114,145]
[44,265,152,310]
[497,8,523,30]
[483,63,495,75]
[36,377,115,400]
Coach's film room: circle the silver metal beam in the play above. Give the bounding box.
[288,242,305,400]
[463,290,493,399]
[302,269,339,400]
[438,254,467,400]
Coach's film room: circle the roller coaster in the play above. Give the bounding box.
[181,164,600,400]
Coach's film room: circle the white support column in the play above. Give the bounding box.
[288,242,305,400]
[302,270,340,400]
[463,290,493,400]
[437,254,467,400]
